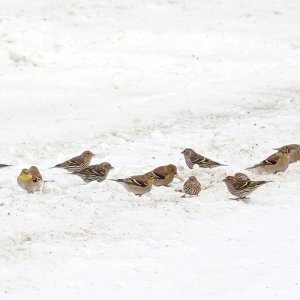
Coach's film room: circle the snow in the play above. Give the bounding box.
[0,0,300,299]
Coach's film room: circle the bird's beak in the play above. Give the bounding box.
[181,151,184,154]
[222,178,226,182]
[110,166,114,170]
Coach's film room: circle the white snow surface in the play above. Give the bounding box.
[0,0,300,299]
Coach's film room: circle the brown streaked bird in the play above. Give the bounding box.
[72,162,113,183]
[111,172,155,196]
[181,148,227,169]
[223,172,271,200]
[17,167,43,193]
[246,147,290,174]
[182,176,202,198]
[52,150,94,172]
[148,164,178,186]
[273,144,300,163]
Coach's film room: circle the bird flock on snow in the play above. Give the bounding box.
[1,143,299,200]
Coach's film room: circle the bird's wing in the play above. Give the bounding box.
[32,174,43,182]
[94,166,107,177]
[233,174,250,190]
[152,167,167,179]
[191,154,224,168]
[57,155,85,169]
[190,154,206,165]
[119,176,149,187]
[261,152,279,165]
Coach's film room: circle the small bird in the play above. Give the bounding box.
[273,144,300,163]
[52,150,94,172]
[72,162,114,183]
[246,147,290,174]
[17,167,43,193]
[148,164,178,186]
[182,176,202,197]
[0,164,10,168]
[181,148,227,169]
[111,172,155,196]
[223,172,270,200]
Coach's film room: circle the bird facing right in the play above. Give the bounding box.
[273,144,300,163]
[111,172,155,196]
[72,162,114,183]
[52,150,94,172]
[181,148,227,169]
[246,147,290,174]
[223,172,270,200]
[148,164,178,186]
[182,176,202,197]
[0,164,10,169]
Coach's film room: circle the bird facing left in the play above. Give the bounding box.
[17,166,43,193]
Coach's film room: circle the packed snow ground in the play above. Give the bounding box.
[0,0,300,299]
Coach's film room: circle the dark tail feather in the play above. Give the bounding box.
[49,164,65,169]
[0,164,11,168]
[245,164,258,170]
[218,163,228,167]
[210,162,228,168]
[256,180,272,186]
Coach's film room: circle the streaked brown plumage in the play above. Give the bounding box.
[17,167,43,193]
[148,164,178,186]
[223,172,270,199]
[182,176,201,197]
[72,162,113,183]
[181,148,227,169]
[52,150,94,172]
[111,172,155,196]
[246,147,290,174]
[274,144,300,163]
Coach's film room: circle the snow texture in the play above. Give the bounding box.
[0,0,300,299]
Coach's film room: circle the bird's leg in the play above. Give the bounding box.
[228,197,240,201]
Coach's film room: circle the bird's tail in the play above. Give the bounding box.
[245,165,258,170]
[210,162,228,168]
[255,180,272,186]
[49,163,66,169]
[0,164,11,168]
[218,163,228,167]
